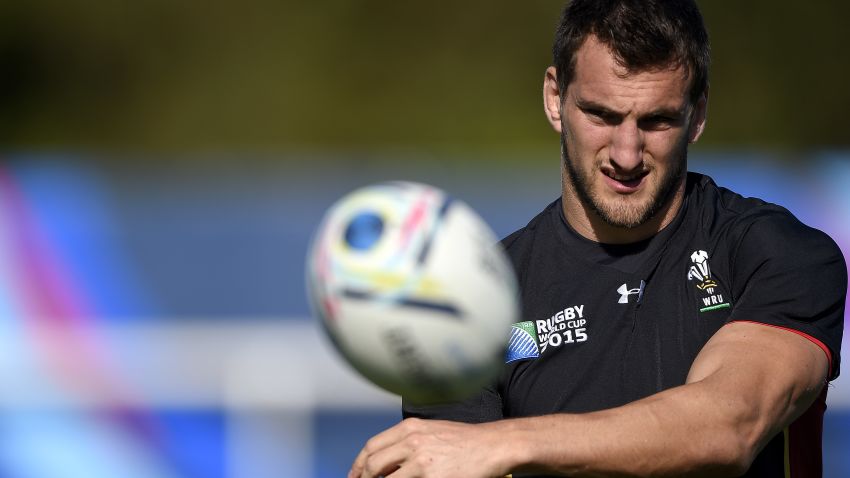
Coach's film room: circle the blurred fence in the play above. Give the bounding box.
[0,152,848,477]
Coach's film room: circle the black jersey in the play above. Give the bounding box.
[404,173,846,477]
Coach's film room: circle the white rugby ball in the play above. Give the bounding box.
[306,181,519,404]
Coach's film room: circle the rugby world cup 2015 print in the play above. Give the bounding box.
[306,181,519,404]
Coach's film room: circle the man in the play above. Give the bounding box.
[350,0,846,476]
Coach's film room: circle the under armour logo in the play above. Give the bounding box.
[617,280,645,304]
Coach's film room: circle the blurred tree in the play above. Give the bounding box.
[0,0,846,154]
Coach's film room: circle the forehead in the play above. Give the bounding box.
[569,36,690,111]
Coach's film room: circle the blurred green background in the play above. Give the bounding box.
[1,0,848,154]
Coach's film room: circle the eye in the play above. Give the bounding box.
[582,108,619,125]
[640,115,678,131]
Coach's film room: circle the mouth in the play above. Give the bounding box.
[602,170,648,193]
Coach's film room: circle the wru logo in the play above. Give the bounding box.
[688,250,717,293]
[688,249,730,313]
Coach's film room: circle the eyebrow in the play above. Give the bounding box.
[574,98,686,119]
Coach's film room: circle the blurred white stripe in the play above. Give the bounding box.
[0,319,846,410]
[0,320,400,410]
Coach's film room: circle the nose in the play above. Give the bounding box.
[609,121,644,171]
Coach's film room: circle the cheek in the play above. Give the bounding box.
[564,118,609,157]
[645,131,688,166]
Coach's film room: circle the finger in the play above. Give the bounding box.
[349,447,367,478]
[358,438,414,478]
[349,420,417,478]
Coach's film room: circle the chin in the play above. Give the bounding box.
[595,193,658,229]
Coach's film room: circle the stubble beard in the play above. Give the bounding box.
[561,131,686,229]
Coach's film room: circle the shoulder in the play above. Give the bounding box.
[687,172,788,231]
[500,198,560,256]
[687,172,844,264]
[730,208,847,296]
[498,198,561,282]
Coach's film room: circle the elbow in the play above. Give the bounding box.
[712,447,755,478]
[683,394,769,477]
[696,427,760,477]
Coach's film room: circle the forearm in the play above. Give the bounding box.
[494,382,757,477]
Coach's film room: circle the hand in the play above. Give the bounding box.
[349,417,511,478]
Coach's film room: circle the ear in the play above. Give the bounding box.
[688,88,709,143]
[543,66,564,134]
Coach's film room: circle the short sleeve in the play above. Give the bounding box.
[728,212,847,380]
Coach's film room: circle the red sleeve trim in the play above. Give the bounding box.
[729,320,833,379]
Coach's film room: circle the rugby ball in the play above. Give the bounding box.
[306,181,519,404]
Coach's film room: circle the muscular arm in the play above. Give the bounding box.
[350,321,828,477]
[508,321,828,476]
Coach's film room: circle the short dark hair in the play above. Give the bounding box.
[552,0,710,104]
